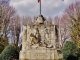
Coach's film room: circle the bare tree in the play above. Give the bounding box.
[64,1,80,48]
[1,3,15,37]
[53,14,71,49]
[0,1,16,52]
[58,1,80,48]
[22,16,32,25]
[9,15,20,47]
[59,14,70,49]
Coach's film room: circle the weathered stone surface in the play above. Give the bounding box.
[19,15,63,60]
[20,48,63,60]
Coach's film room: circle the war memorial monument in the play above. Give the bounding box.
[19,15,62,60]
[19,0,62,60]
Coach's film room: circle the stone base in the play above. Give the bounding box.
[19,48,63,60]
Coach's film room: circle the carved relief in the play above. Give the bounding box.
[20,15,59,49]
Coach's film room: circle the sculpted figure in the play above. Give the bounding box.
[30,28,41,45]
[30,33,38,45]
[30,28,47,48]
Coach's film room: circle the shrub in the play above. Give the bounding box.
[0,36,8,54]
[0,43,4,54]
[0,45,19,60]
[67,54,78,60]
[78,57,80,60]
[62,41,78,60]
[78,49,80,60]
[0,54,1,60]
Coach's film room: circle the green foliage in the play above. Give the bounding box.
[71,18,80,48]
[0,55,1,60]
[0,36,8,53]
[62,59,65,60]
[0,42,4,54]
[0,45,19,60]
[62,41,78,60]
[78,57,80,60]
[66,54,78,60]
[78,49,80,60]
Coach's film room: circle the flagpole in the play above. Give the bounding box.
[40,0,41,15]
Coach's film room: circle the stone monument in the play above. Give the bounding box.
[19,15,63,60]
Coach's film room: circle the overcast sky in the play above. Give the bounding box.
[9,0,80,18]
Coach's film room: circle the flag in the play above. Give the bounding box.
[38,0,40,3]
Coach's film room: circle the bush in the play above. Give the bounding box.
[0,54,1,60]
[0,36,8,54]
[0,43,4,54]
[78,49,80,60]
[0,45,19,60]
[67,54,78,60]
[62,41,78,60]
[78,57,80,60]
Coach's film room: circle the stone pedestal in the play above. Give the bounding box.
[19,48,62,60]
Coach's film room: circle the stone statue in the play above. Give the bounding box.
[30,28,47,48]
[30,28,41,46]
[30,33,38,45]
